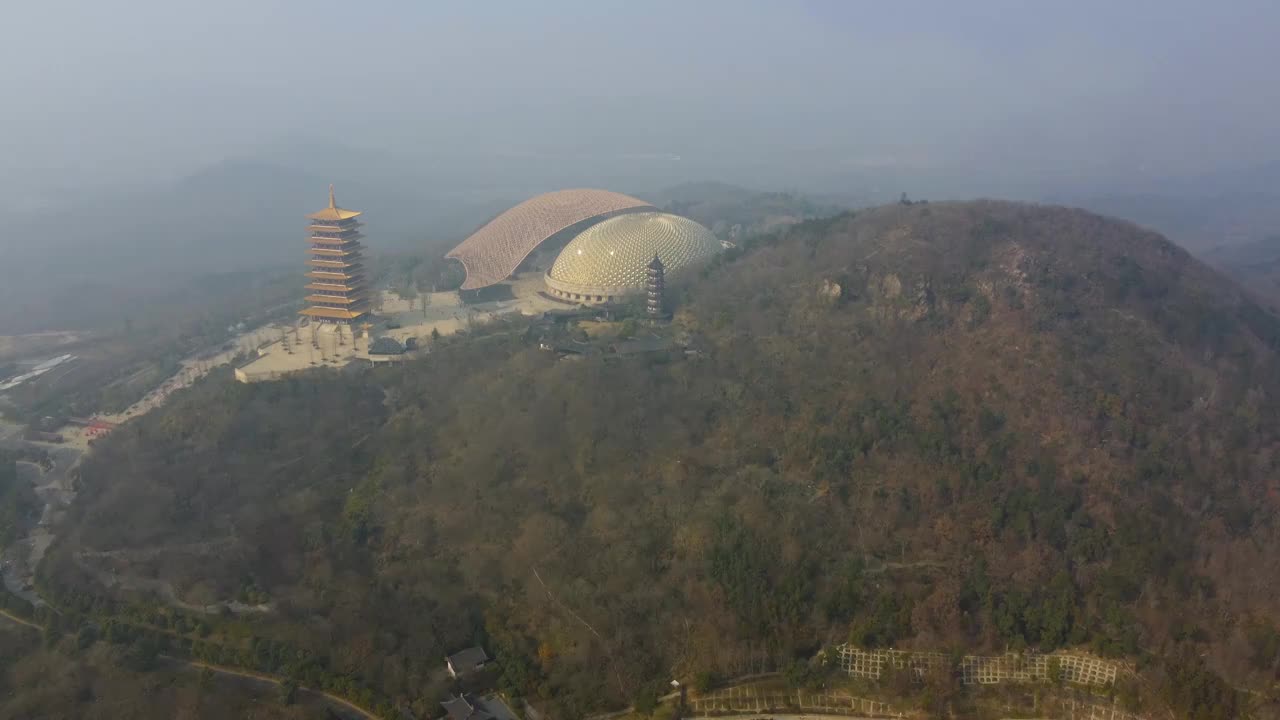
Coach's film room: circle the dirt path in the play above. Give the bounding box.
[0,607,41,631]
[177,659,379,720]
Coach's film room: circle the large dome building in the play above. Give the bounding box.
[544,211,720,303]
[446,189,654,290]
[445,189,722,305]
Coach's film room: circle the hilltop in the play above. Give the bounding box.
[26,200,1280,719]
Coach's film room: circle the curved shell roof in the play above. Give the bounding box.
[546,212,721,293]
[446,189,653,290]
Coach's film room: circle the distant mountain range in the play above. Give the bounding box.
[0,151,521,334]
[1050,161,1280,252]
[1200,234,1280,307]
[4,142,1278,335]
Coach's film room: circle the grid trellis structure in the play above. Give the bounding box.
[960,653,1050,684]
[836,647,948,680]
[836,645,1120,688]
[687,686,905,718]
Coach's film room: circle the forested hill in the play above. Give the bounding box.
[40,201,1280,719]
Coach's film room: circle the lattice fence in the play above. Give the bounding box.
[1059,698,1144,720]
[836,647,948,681]
[686,685,905,718]
[836,645,1120,687]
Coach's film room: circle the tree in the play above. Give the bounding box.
[633,688,658,716]
[1047,657,1064,686]
[879,660,917,698]
[921,664,960,717]
[76,624,97,650]
[279,677,299,705]
[125,636,158,671]
[784,659,814,688]
[1161,653,1239,720]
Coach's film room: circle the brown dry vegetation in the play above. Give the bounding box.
[0,623,329,719]
[29,201,1280,719]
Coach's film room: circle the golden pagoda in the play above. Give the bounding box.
[301,185,370,324]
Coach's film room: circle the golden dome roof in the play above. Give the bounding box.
[546,212,720,295]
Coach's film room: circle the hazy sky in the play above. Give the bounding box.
[4,0,1279,200]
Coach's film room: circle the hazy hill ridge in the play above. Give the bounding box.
[40,201,1280,719]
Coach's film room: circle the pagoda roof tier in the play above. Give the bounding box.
[305,294,368,305]
[309,225,366,234]
[306,289,361,297]
[307,276,361,284]
[306,270,364,280]
[307,224,363,234]
[307,185,363,221]
[309,233,364,244]
[309,246,363,255]
[307,221,361,234]
[300,306,369,320]
[308,258,362,268]
[308,244,362,252]
[308,208,362,221]
[308,255,361,262]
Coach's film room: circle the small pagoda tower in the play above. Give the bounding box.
[301,185,370,325]
[646,254,666,319]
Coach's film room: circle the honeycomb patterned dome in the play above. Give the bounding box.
[545,212,720,299]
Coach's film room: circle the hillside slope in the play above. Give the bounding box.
[39,201,1280,719]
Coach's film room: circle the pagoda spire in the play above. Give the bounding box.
[646,254,666,319]
[329,183,337,209]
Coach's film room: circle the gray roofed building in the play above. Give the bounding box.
[539,338,596,356]
[442,695,484,720]
[440,694,518,720]
[446,646,490,679]
[369,336,406,355]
